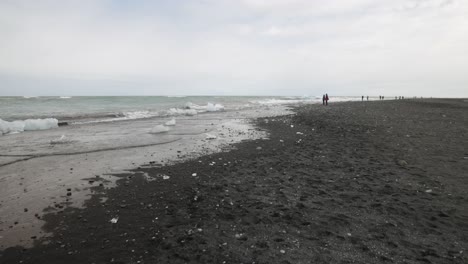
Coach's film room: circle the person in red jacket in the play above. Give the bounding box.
[325,94,329,105]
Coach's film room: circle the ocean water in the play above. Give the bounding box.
[0,96,365,121]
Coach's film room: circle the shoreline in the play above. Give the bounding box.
[1,99,467,263]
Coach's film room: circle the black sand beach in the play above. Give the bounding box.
[1,99,467,263]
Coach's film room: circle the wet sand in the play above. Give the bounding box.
[1,99,467,263]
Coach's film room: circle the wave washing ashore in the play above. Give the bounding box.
[0,96,369,135]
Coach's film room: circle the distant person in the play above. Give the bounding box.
[367,96,369,101]
[325,94,329,105]
[382,96,384,100]
[362,95,364,101]
[395,96,397,100]
[402,96,404,99]
[379,95,381,100]
[322,94,325,105]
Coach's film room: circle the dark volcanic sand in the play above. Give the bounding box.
[1,99,467,263]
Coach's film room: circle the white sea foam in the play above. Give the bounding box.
[252,98,315,105]
[206,103,224,112]
[123,111,156,119]
[167,108,198,116]
[185,102,225,112]
[59,96,72,99]
[0,118,58,135]
[184,102,205,110]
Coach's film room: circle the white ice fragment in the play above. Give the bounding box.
[110,217,119,224]
[51,135,67,144]
[205,134,217,140]
[347,233,352,236]
[296,132,304,135]
[280,249,286,254]
[150,125,170,134]
[291,125,294,128]
[425,189,432,193]
[192,173,197,177]
[163,175,170,180]
[0,118,58,135]
[165,118,176,126]
[279,139,284,143]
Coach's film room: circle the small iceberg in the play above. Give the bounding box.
[0,118,59,135]
[50,135,68,144]
[205,134,217,140]
[150,125,170,134]
[165,119,176,126]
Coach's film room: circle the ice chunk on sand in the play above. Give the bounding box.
[0,118,58,135]
[24,118,58,131]
[110,217,119,224]
[50,135,68,144]
[150,125,170,134]
[205,134,217,140]
[165,119,176,126]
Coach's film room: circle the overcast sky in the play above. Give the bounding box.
[0,0,467,96]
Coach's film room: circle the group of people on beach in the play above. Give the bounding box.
[361,95,407,101]
[322,94,329,105]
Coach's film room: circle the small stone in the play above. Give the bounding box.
[280,249,286,254]
[397,160,408,166]
[66,192,72,196]
[192,173,197,177]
